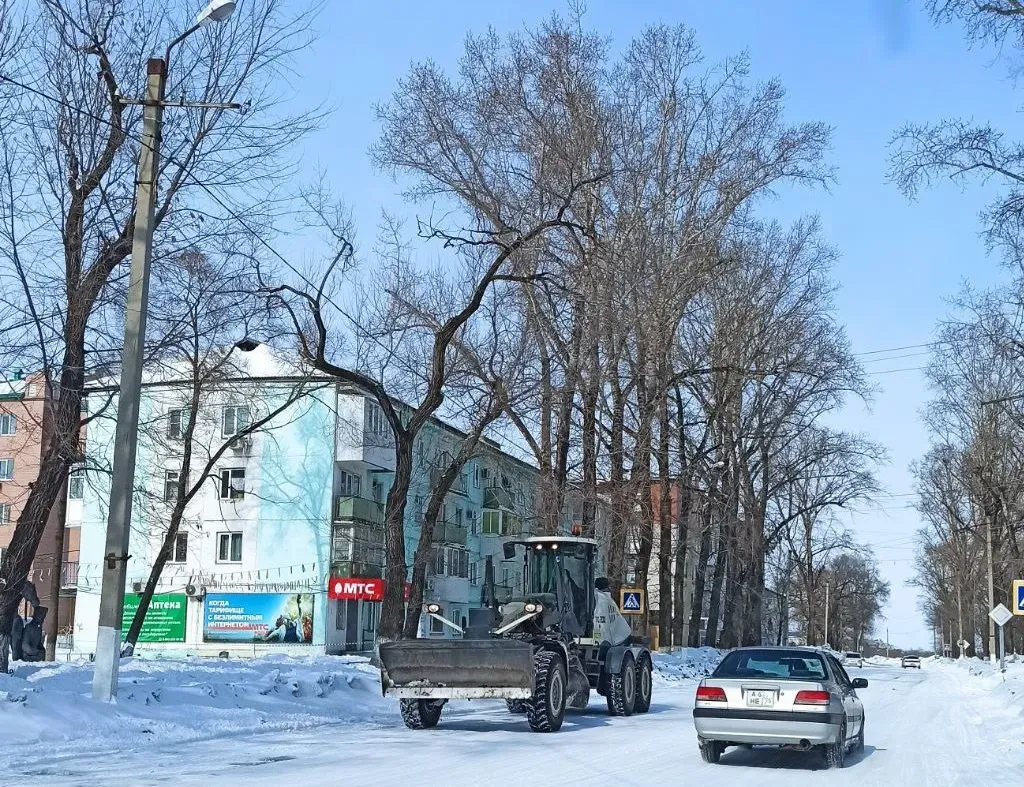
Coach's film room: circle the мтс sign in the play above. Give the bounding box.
[329,577,385,601]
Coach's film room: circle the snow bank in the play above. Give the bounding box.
[0,654,389,770]
[651,647,721,683]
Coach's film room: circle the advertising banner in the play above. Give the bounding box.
[203,593,314,643]
[121,593,187,642]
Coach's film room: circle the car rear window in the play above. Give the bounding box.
[713,650,828,680]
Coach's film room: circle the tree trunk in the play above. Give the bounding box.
[606,376,628,583]
[44,484,69,661]
[705,518,729,648]
[688,497,714,647]
[378,438,414,641]
[656,403,673,645]
[672,480,692,648]
[403,412,496,639]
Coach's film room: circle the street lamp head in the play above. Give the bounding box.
[197,0,237,25]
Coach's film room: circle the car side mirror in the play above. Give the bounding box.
[852,678,868,689]
[503,542,516,560]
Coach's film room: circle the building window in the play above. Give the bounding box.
[501,512,521,537]
[445,547,469,578]
[221,405,249,438]
[482,510,500,535]
[171,532,188,563]
[339,469,360,498]
[0,413,15,436]
[68,468,84,500]
[0,458,13,480]
[167,408,184,440]
[219,468,245,500]
[366,401,388,436]
[432,547,444,576]
[454,507,463,527]
[429,612,444,635]
[469,561,478,585]
[0,503,9,524]
[164,470,180,503]
[217,532,243,562]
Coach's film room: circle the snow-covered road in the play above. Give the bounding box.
[12,660,1024,786]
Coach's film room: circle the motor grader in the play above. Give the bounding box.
[378,536,653,732]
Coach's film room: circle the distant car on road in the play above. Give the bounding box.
[843,652,864,668]
[693,646,867,769]
[901,655,921,669]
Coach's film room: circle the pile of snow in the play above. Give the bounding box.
[0,654,388,770]
[651,647,721,682]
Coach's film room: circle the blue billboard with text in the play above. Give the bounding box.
[203,593,314,643]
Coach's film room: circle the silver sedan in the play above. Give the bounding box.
[693,646,867,769]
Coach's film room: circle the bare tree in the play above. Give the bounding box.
[891,1,1024,263]
[0,0,317,671]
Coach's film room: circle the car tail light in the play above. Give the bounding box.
[695,685,727,703]
[794,690,831,705]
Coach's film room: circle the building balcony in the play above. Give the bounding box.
[432,520,468,546]
[335,495,384,524]
[429,467,469,497]
[483,485,515,510]
[330,560,384,579]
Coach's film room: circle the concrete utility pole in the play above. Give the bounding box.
[92,0,238,703]
[91,56,166,704]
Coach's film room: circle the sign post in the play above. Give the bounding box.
[988,603,1012,673]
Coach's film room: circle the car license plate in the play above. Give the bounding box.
[746,689,776,707]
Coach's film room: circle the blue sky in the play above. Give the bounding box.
[286,1,1020,648]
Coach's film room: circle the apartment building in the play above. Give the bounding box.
[72,346,582,656]
[0,372,80,639]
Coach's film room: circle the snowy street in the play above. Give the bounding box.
[6,657,1024,787]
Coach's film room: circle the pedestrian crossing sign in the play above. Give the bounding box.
[619,588,645,615]
[1013,580,1024,616]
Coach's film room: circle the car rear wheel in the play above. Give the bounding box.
[506,699,528,714]
[822,722,847,769]
[699,740,723,764]
[607,653,636,716]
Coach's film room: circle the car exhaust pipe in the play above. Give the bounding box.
[783,740,814,752]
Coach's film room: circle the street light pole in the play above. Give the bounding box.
[91,56,166,704]
[91,0,237,703]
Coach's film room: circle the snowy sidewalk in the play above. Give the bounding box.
[0,655,391,770]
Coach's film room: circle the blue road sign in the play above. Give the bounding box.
[1014,580,1024,615]
[619,588,645,615]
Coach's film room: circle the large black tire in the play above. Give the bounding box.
[400,699,444,729]
[821,722,847,769]
[699,740,722,764]
[607,652,637,716]
[634,654,653,713]
[528,651,567,732]
[506,699,528,714]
